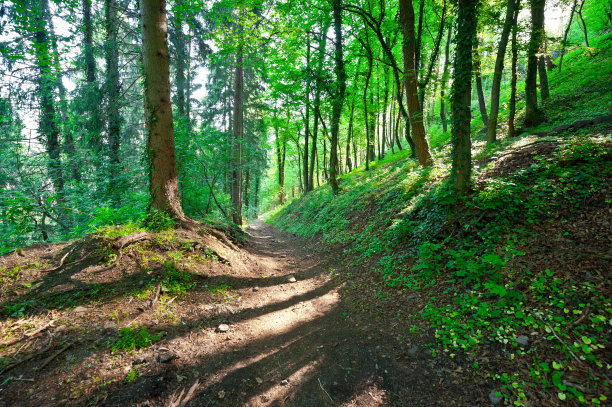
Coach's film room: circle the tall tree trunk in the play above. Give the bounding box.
[398,0,433,167]
[381,66,389,160]
[451,0,479,195]
[106,0,121,199]
[83,0,95,83]
[417,0,447,105]
[141,0,184,219]
[275,125,285,204]
[415,0,425,75]
[538,55,550,101]
[473,44,489,127]
[171,6,187,118]
[558,0,578,72]
[508,6,520,136]
[487,0,520,143]
[48,14,80,183]
[576,0,589,47]
[362,32,374,171]
[303,35,311,193]
[231,48,244,225]
[524,0,546,127]
[34,0,65,226]
[440,26,452,133]
[309,17,331,191]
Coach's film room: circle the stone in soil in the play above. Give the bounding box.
[489,390,503,404]
[253,287,259,292]
[72,306,89,313]
[408,345,419,355]
[217,324,230,332]
[515,335,529,346]
[281,379,289,386]
[157,352,179,363]
[287,275,297,283]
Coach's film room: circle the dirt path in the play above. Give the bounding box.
[107,219,476,407]
[0,220,482,406]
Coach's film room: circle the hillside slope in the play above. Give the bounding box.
[267,38,612,406]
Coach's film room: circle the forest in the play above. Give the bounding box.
[0,0,610,405]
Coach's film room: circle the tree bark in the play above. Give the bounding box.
[398,0,433,167]
[141,0,184,219]
[440,25,452,133]
[106,0,121,199]
[487,0,520,143]
[451,0,479,195]
[34,0,65,221]
[558,0,578,72]
[473,44,489,127]
[577,0,589,47]
[309,17,331,191]
[231,47,244,225]
[538,55,550,101]
[329,0,344,196]
[524,0,546,127]
[303,35,311,193]
[508,6,519,137]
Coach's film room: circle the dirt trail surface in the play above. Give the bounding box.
[0,220,486,406]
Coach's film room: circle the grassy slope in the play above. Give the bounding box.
[267,35,612,405]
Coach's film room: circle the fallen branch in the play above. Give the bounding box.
[36,342,73,371]
[148,284,162,309]
[42,247,77,273]
[0,340,53,376]
[318,377,333,402]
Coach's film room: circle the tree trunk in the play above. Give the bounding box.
[141,0,184,219]
[171,6,187,118]
[487,0,520,143]
[303,35,311,193]
[508,6,520,136]
[231,48,244,225]
[524,0,546,127]
[415,0,425,75]
[398,0,433,167]
[34,0,65,222]
[451,0,479,195]
[275,125,285,204]
[577,0,589,47]
[473,44,489,127]
[538,55,550,101]
[558,0,578,72]
[362,32,374,171]
[440,26,452,133]
[309,17,331,191]
[106,0,121,199]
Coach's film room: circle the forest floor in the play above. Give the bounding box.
[0,216,492,406]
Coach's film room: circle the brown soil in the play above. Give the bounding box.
[0,221,489,407]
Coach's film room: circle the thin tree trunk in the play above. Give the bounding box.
[34,0,65,225]
[538,55,550,101]
[303,35,311,193]
[231,47,244,225]
[451,0,479,195]
[558,0,578,72]
[473,44,489,127]
[508,6,520,136]
[577,0,589,47]
[141,0,184,219]
[440,26,452,133]
[487,0,520,143]
[106,0,121,199]
[398,0,433,167]
[309,17,331,191]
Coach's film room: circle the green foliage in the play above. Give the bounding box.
[142,209,177,232]
[111,325,161,353]
[162,262,196,297]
